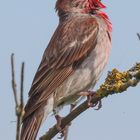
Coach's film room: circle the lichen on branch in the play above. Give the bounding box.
[97,63,140,98]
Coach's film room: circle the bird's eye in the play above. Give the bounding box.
[89,10,96,15]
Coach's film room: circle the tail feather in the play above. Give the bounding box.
[20,111,44,140]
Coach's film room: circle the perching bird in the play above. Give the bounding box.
[20,0,112,139]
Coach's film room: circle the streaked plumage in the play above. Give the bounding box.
[21,0,112,139]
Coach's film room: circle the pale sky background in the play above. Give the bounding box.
[0,0,140,140]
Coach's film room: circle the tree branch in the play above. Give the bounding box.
[20,62,25,116]
[63,104,75,140]
[137,33,140,40]
[11,54,19,107]
[40,63,140,140]
[11,54,25,140]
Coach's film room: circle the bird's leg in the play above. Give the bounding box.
[55,115,63,131]
[54,115,65,139]
[54,104,76,139]
[79,91,102,109]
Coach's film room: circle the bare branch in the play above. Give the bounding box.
[11,54,25,140]
[20,62,25,113]
[63,104,75,140]
[63,126,69,140]
[40,63,140,140]
[11,53,19,107]
[11,53,20,140]
[137,33,140,40]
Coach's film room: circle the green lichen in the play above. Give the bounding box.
[96,69,131,98]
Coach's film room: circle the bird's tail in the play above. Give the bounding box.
[20,110,45,140]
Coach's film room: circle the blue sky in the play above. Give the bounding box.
[0,0,140,140]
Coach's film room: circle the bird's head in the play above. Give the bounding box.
[56,0,106,14]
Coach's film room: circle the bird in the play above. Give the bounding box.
[20,0,112,139]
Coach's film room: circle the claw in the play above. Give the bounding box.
[87,91,96,107]
[79,91,102,110]
[95,100,102,110]
[58,131,64,139]
[79,91,96,107]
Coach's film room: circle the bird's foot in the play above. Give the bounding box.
[55,115,65,139]
[79,91,96,107]
[55,115,63,131]
[79,91,102,109]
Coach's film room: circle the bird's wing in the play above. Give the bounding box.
[23,17,99,120]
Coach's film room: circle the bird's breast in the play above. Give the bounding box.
[54,21,111,108]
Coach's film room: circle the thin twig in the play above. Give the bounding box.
[11,54,25,140]
[11,53,19,107]
[137,33,140,40]
[20,62,25,114]
[63,126,69,140]
[11,54,20,140]
[16,62,25,139]
[63,105,75,140]
[16,116,21,140]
